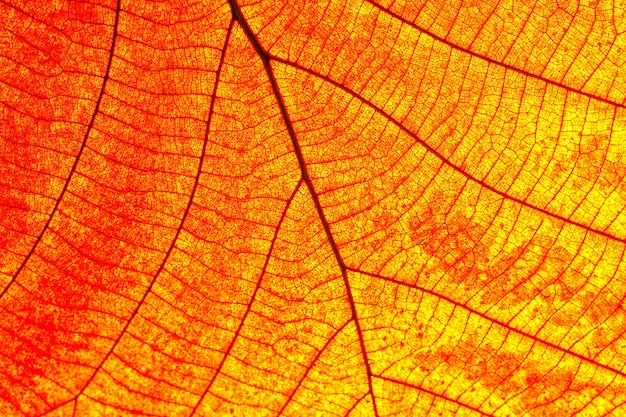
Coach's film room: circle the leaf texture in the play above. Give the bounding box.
[1,0,626,416]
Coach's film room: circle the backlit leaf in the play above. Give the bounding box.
[2,0,626,415]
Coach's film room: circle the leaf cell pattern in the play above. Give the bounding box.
[1,0,626,416]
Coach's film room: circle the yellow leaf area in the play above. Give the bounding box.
[1,0,625,416]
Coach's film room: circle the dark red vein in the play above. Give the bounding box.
[277,319,352,416]
[365,0,624,109]
[375,375,494,417]
[343,392,371,417]
[228,1,380,415]
[270,55,626,246]
[0,0,121,300]
[189,179,302,416]
[346,266,626,379]
[65,18,236,404]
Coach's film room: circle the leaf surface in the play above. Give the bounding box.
[2,0,626,416]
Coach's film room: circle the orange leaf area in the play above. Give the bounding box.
[2,0,626,416]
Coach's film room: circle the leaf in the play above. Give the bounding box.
[1,0,626,415]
